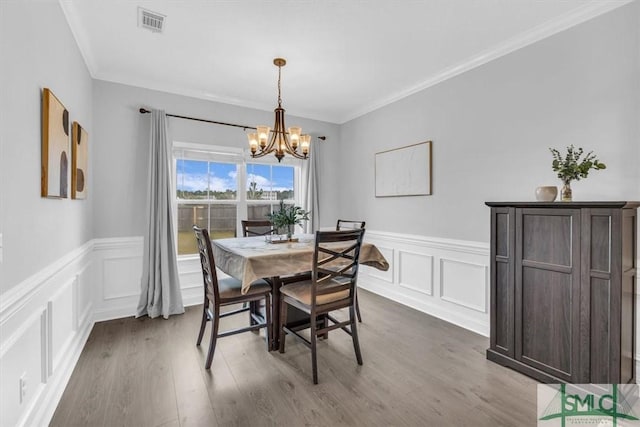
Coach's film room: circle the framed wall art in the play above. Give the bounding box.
[72,121,88,199]
[41,88,69,198]
[375,141,432,197]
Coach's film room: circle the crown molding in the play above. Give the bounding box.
[338,0,635,124]
[58,0,634,125]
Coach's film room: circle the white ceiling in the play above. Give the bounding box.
[60,0,630,124]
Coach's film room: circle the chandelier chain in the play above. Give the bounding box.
[277,65,282,107]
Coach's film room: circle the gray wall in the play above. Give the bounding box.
[91,80,340,239]
[0,0,93,292]
[2,0,638,292]
[338,2,640,243]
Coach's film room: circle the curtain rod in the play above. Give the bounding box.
[138,108,326,140]
[139,107,254,130]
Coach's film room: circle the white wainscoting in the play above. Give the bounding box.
[2,235,638,427]
[359,230,491,337]
[0,237,207,426]
[0,242,93,427]
[93,237,144,321]
[93,236,205,322]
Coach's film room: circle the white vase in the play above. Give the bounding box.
[535,186,558,202]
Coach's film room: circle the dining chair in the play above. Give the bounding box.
[336,219,366,322]
[240,219,277,321]
[278,228,365,384]
[241,219,276,237]
[193,225,272,369]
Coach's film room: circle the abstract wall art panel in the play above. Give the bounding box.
[41,88,69,198]
[375,141,432,197]
[72,121,88,199]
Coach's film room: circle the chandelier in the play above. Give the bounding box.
[247,58,310,162]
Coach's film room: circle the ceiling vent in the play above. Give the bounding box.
[138,7,165,33]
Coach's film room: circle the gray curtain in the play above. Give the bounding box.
[302,138,320,233]
[136,109,185,319]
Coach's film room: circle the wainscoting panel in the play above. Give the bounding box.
[370,246,394,283]
[0,241,93,427]
[76,263,93,330]
[439,258,488,313]
[178,256,208,307]
[398,251,433,296]
[0,311,44,427]
[359,230,490,336]
[50,278,76,373]
[103,256,143,300]
[93,237,144,321]
[93,237,207,321]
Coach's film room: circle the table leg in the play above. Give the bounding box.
[270,276,282,351]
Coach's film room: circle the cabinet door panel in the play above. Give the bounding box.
[590,277,612,382]
[590,215,611,273]
[495,261,512,353]
[520,267,573,378]
[522,214,573,267]
[516,208,580,382]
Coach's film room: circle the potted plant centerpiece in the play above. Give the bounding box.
[549,145,606,201]
[266,200,310,241]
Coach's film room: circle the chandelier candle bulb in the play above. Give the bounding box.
[248,133,259,154]
[257,126,270,149]
[300,134,310,155]
[288,127,301,149]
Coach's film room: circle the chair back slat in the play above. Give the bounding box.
[311,229,365,308]
[241,220,276,237]
[336,219,366,231]
[193,225,220,305]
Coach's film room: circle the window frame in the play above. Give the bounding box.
[172,141,303,258]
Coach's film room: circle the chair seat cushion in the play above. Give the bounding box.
[218,277,271,300]
[280,279,349,306]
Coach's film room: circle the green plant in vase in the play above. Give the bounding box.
[549,145,606,201]
[266,200,310,240]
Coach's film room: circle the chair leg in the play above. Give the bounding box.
[355,289,362,323]
[321,314,329,340]
[249,301,257,328]
[310,316,319,384]
[196,303,208,346]
[205,307,220,369]
[278,295,288,353]
[349,305,363,366]
[265,294,272,352]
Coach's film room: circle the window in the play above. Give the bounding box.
[246,163,296,220]
[173,142,301,255]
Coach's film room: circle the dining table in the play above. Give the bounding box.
[211,233,390,350]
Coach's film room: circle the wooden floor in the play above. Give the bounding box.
[51,290,538,426]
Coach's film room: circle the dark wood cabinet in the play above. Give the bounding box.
[486,201,638,384]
